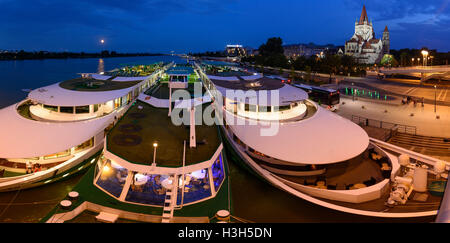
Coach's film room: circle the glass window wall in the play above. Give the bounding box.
[96,160,128,198]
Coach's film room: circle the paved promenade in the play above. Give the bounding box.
[336,96,450,138]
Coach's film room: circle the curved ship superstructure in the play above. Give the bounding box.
[44,63,231,223]
[0,62,171,191]
[197,62,449,218]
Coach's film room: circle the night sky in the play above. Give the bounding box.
[0,0,449,53]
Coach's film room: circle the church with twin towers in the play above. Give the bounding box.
[345,5,390,64]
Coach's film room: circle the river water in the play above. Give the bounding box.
[0,56,433,223]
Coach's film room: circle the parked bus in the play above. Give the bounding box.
[293,84,340,111]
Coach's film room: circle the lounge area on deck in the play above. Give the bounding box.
[106,100,220,167]
[95,154,226,207]
[274,148,389,191]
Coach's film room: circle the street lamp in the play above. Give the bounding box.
[352,82,355,101]
[421,50,429,66]
[412,58,415,66]
[152,142,158,164]
[434,85,437,113]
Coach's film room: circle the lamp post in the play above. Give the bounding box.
[412,58,415,66]
[153,142,158,164]
[434,85,437,113]
[421,50,429,66]
[352,82,355,101]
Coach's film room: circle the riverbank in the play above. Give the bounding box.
[0,52,165,61]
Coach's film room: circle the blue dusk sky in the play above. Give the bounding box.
[0,0,449,53]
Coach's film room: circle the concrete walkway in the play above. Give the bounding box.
[336,97,450,138]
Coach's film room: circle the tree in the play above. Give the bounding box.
[400,52,408,66]
[290,67,296,81]
[256,37,288,68]
[305,66,311,83]
[259,37,284,56]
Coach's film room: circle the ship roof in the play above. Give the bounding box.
[28,78,145,107]
[0,101,113,158]
[210,77,308,106]
[227,104,369,165]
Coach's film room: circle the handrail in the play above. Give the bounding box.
[370,138,450,166]
[351,115,417,136]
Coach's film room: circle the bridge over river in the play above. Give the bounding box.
[379,65,450,82]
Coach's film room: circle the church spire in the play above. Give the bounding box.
[384,25,389,32]
[359,5,369,24]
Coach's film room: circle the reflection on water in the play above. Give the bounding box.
[97,58,104,74]
[0,173,83,222]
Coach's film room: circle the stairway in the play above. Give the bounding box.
[161,175,177,223]
[388,133,450,156]
[421,71,450,82]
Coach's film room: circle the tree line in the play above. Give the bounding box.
[0,50,162,60]
[242,37,367,82]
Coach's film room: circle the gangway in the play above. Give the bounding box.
[161,175,177,223]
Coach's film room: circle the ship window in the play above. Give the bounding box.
[276,105,291,112]
[60,106,74,114]
[125,174,169,206]
[93,104,99,112]
[43,104,58,112]
[96,161,128,198]
[245,104,256,112]
[44,149,71,160]
[75,106,90,114]
[258,106,271,112]
[75,137,94,152]
[177,168,212,205]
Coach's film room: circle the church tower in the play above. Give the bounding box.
[382,26,390,54]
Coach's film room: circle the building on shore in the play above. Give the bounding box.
[225,45,247,57]
[345,5,390,64]
[283,43,343,59]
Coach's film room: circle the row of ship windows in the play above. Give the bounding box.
[40,94,131,114]
[242,102,299,113]
[23,137,94,161]
[43,104,98,114]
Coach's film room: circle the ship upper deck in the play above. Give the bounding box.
[59,78,142,92]
[106,99,220,168]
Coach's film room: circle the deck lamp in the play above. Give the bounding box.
[153,142,158,164]
[434,85,437,113]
